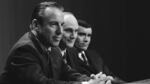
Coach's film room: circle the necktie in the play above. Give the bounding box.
[62,51,67,64]
[81,52,89,65]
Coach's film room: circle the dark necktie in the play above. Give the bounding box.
[62,52,67,64]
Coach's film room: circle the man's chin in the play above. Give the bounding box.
[81,47,88,51]
[51,42,60,47]
[66,44,74,48]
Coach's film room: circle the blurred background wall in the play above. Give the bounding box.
[0,0,149,82]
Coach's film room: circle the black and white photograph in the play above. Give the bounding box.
[0,0,150,84]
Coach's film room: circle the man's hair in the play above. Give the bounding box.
[63,12,75,19]
[31,1,64,25]
[78,19,91,28]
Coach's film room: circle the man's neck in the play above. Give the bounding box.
[75,46,84,53]
[58,41,67,56]
[31,30,51,49]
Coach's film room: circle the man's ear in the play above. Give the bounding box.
[30,19,40,31]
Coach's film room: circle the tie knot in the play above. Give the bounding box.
[48,47,51,52]
[61,49,66,56]
[62,52,66,59]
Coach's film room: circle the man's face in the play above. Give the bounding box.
[62,15,78,48]
[39,7,64,47]
[75,26,92,51]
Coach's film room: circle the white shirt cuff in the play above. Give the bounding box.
[82,81,89,84]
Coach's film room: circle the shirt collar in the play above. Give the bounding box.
[61,49,66,56]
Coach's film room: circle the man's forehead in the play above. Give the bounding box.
[63,22,78,30]
[43,7,63,19]
[63,14,78,29]
[64,20,78,26]
[78,26,92,33]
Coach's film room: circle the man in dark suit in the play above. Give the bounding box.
[0,2,97,84]
[59,12,79,64]
[66,20,125,84]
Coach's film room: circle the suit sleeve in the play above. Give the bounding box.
[93,51,126,83]
[6,45,81,84]
[89,50,113,76]
[61,61,90,82]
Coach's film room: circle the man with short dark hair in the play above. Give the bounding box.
[67,19,110,76]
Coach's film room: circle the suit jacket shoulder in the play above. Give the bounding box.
[1,32,83,84]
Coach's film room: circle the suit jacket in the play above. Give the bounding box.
[66,47,114,77]
[0,31,87,84]
[66,48,126,84]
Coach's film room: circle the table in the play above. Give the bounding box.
[124,79,150,84]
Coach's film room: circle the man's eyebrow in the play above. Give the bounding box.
[64,28,72,31]
[88,34,92,36]
[48,21,57,24]
[78,32,86,35]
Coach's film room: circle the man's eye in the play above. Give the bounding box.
[75,29,78,33]
[88,34,92,37]
[78,33,85,36]
[64,29,72,33]
[49,22,57,26]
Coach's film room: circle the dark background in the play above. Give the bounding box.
[0,0,150,82]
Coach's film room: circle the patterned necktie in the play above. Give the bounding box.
[81,52,89,65]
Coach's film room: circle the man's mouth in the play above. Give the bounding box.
[54,36,62,41]
[68,39,75,43]
[80,43,88,47]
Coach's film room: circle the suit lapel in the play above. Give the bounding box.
[29,31,53,77]
[49,47,63,79]
[85,51,91,65]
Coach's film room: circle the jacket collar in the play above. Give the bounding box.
[29,30,51,55]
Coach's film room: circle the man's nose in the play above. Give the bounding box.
[70,35,75,39]
[56,25,63,35]
[70,31,77,39]
[84,36,88,42]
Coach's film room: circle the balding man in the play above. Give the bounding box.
[59,12,78,63]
